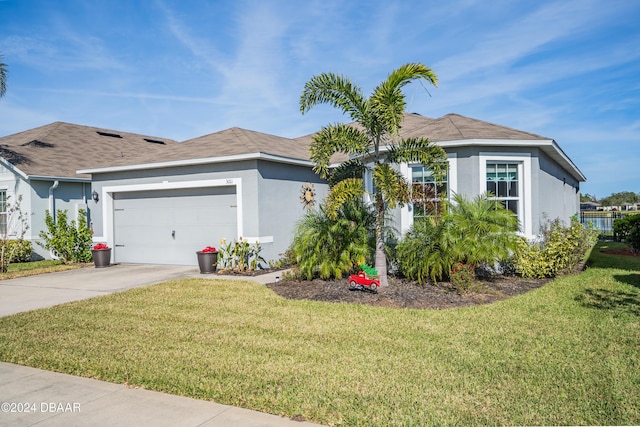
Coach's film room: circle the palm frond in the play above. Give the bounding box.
[387,137,448,182]
[310,124,369,178]
[373,163,410,209]
[370,63,438,135]
[0,54,7,98]
[325,178,365,220]
[328,159,366,187]
[299,72,368,122]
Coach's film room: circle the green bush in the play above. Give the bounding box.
[613,214,640,253]
[38,209,93,264]
[449,262,477,293]
[0,194,31,272]
[4,239,32,263]
[397,193,519,284]
[515,216,598,278]
[290,201,375,280]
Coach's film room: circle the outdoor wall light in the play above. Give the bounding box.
[91,190,99,203]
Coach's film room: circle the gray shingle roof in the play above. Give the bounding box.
[399,113,548,141]
[0,113,581,180]
[0,122,179,179]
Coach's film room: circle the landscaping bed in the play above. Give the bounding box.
[267,274,550,309]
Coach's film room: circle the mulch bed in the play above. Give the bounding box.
[266,275,551,310]
[602,248,639,257]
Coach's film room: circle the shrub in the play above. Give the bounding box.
[613,214,640,253]
[397,193,519,284]
[515,216,598,278]
[38,209,93,263]
[396,217,451,284]
[0,195,31,272]
[449,262,477,293]
[290,201,375,280]
[5,239,32,263]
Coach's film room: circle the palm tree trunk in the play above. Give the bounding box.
[375,193,388,287]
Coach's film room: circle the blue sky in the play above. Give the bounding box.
[1,0,638,199]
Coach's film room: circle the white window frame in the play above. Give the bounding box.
[400,153,457,234]
[479,152,532,238]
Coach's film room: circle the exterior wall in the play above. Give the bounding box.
[0,162,91,260]
[0,164,31,239]
[29,180,91,260]
[537,150,581,227]
[257,161,329,262]
[89,160,326,265]
[395,145,579,240]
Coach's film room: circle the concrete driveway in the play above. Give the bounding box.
[0,264,200,317]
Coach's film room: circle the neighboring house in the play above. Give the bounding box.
[0,113,585,266]
[0,122,180,259]
[580,201,601,211]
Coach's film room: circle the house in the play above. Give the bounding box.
[389,113,585,238]
[0,113,585,265]
[80,127,328,265]
[0,122,178,259]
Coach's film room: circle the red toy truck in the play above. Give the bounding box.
[348,265,380,292]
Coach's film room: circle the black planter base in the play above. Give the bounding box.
[197,251,218,274]
[92,249,112,268]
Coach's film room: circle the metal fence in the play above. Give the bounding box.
[580,211,628,239]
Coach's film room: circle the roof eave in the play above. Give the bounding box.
[77,152,316,175]
[371,138,586,182]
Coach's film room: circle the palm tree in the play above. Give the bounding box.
[300,63,448,287]
[0,53,7,98]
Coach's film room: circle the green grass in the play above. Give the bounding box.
[0,259,80,279]
[0,242,638,426]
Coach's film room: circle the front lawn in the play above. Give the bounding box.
[0,259,80,280]
[0,242,638,426]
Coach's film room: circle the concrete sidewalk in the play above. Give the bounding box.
[0,265,322,427]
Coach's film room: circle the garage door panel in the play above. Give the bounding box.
[113,187,237,265]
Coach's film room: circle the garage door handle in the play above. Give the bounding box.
[115,244,125,247]
[172,230,175,238]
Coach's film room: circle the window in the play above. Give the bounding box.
[0,190,6,236]
[486,162,519,214]
[411,165,448,219]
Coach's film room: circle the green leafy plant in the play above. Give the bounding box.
[38,209,93,264]
[217,238,266,272]
[397,193,519,284]
[613,214,640,253]
[449,262,477,293]
[515,216,599,278]
[290,201,375,280]
[0,195,31,272]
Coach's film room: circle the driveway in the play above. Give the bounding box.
[0,264,200,317]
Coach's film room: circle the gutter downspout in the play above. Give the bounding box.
[48,180,59,220]
[48,180,59,259]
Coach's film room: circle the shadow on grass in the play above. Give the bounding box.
[585,242,640,272]
[575,274,640,317]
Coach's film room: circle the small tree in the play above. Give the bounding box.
[300,63,448,287]
[0,195,31,272]
[38,209,93,263]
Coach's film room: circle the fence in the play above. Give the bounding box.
[580,211,628,239]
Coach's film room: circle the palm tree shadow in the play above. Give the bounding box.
[575,274,640,317]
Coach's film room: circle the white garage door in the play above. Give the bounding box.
[113,187,237,265]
